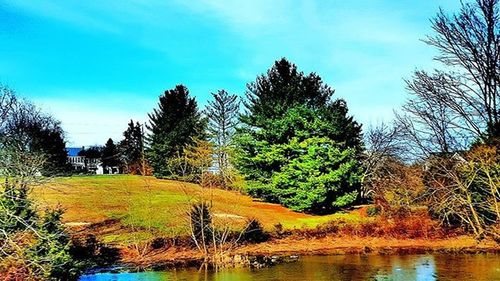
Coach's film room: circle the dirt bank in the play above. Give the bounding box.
[116,235,500,270]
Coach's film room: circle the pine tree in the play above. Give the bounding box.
[101,138,121,169]
[241,58,362,149]
[205,90,239,185]
[146,85,206,177]
[119,120,144,173]
[29,122,71,175]
[236,58,363,212]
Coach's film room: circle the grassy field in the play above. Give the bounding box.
[33,175,365,244]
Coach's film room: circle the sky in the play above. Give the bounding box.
[0,0,462,146]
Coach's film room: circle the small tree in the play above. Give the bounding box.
[119,120,145,174]
[167,139,213,183]
[146,85,206,177]
[101,138,121,171]
[205,90,240,188]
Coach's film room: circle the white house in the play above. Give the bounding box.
[66,147,104,174]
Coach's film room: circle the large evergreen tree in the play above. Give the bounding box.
[205,90,240,185]
[146,85,206,177]
[236,58,363,213]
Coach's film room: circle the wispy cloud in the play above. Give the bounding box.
[32,90,153,146]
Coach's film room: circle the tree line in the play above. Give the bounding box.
[144,58,363,214]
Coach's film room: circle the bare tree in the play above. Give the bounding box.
[361,122,425,210]
[0,85,16,130]
[393,0,500,241]
[361,122,404,200]
[423,145,499,240]
[0,87,78,279]
[183,175,265,269]
[399,0,500,159]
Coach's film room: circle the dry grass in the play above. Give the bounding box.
[236,235,499,256]
[32,175,363,244]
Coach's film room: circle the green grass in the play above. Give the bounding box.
[33,175,366,244]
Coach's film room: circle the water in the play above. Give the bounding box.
[80,254,500,281]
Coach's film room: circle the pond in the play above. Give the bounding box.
[80,254,500,281]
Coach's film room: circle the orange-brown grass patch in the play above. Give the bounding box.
[293,211,462,240]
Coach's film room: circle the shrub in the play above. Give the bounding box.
[241,218,269,243]
[70,234,120,267]
[200,172,225,189]
[368,158,425,213]
[366,205,380,217]
[188,202,214,246]
[0,180,38,233]
[292,212,454,240]
[26,208,82,280]
[273,223,284,235]
[423,145,499,240]
[150,237,167,250]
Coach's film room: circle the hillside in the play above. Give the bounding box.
[34,175,362,244]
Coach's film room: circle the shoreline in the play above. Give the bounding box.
[109,235,500,272]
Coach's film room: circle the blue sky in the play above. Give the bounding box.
[0,0,461,146]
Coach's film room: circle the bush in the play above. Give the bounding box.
[0,180,38,233]
[368,158,425,213]
[0,181,86,280]
[26,208,82,280]
[241,218,269,243]
[150,237,167,250]
[273,223,284,235]
[70,234,120,267]
[423,145,499,240]
[200,170,246,191]
[366,205,381,217]
[292,212,454,240]
[188,202,214,246]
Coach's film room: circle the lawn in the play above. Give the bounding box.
[33,175,365,243]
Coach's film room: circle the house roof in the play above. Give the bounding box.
[66,147,83,157]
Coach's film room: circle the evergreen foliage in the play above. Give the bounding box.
[0,179,38,233]
[78,146,102,159]
[236,58,363,213]
[101,138,121,168]
[146,85,206,177]
[26,208,81,280]
[205,90,240,186]
[119,120,144,172]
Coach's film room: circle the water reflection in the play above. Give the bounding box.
[80,254,500,281]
